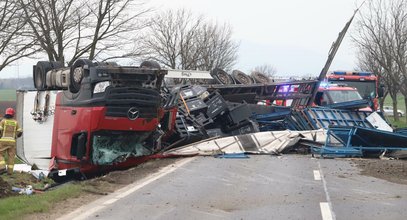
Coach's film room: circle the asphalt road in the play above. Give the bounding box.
[60,155,407,220]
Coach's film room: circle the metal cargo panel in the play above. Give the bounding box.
[16,90,59,170]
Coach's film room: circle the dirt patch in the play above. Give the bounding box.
[24,157,181,220]
[0,177,13,198]
[354,159,407,185]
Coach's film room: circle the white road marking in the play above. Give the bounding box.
[320,202,333,220]
[103,198,118,205]
[318,161,336,220]
[58,157,196,220]
[313,170,321,180]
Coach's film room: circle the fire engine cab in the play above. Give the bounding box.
[326,71,382,110]
[314,83,364,106]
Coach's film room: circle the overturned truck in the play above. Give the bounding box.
[17,59,322,180]
[17,60,173,180]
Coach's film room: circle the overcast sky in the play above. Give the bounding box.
[0,0,362,78]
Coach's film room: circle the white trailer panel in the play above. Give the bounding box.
[16,90,59,170]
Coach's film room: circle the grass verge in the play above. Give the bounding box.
[383,94,407,128]
[387,116,407,129]
[0,183,83,219]
[383,93,406,112]
[1,172,55,190]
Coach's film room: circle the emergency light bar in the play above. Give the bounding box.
[332,71,373,76]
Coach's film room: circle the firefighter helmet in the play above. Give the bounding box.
[5,108,15,116]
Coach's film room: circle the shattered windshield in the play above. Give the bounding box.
[326,90,363,103]
[91,131,152,165]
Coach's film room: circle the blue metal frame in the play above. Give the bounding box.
[303,108,372,129]
[285,108,373,131]
[314,126,407,158]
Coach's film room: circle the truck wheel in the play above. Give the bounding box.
[69,59,94,93]
[251,71,271,84]
[140,60,161,69]
[232,70,253,84]
[94,61,118,66]
[51,61,64,69]
[33,61,53,90]
[210,68,234,85]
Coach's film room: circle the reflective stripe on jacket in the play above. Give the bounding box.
[0,119,22,142]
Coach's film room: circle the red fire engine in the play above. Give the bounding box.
[326,71,381,110]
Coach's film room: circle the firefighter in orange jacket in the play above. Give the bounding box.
[0,108,23,175]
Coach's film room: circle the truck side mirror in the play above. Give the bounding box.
[76,133,87,160]
[70,132,87,160]
[378,85,385,98]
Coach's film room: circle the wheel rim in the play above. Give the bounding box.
[256,74,268,83]
[73,67,84,84]
[236,72,251,84]
[217,73,230,84]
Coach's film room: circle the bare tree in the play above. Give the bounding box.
[141,9,202,69]
[353,0,404,120]
[141,9,239,71]
[195,22,239,71]
[0,0,37,72]
[390,0,407,122]
[18,0,151,65]
[252,64,277,78]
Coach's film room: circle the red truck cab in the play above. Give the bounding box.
[31,59,170,180]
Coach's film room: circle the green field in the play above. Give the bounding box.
[383,93,406,112]
[383,93,407,128]
[0,90,16,102]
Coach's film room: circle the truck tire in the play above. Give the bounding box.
[210,68,235,85]
[34,61,53,90]
[94,61,118,67]
[232,70,253,84]
[140,60,161,69]
[251,71,271,84]
[51,61,64,69]
[69,59,94,93]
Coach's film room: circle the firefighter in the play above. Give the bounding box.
[0,108,23,175]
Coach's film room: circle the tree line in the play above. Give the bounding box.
[4,0,406,117]
[353,0,407,121]
[0,0,276,78]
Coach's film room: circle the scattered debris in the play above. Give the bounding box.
[312,126,407,158]
[12,164,32,173]
[354,159,407,185]
[11,185,33,195]
[0,177,13,198]
[164,130,326,156]
[0,171,55,198]
[214,153,250,159]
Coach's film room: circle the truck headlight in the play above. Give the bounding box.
[93,81,111,94]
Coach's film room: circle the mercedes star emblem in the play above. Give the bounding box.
[127,107,139,120]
